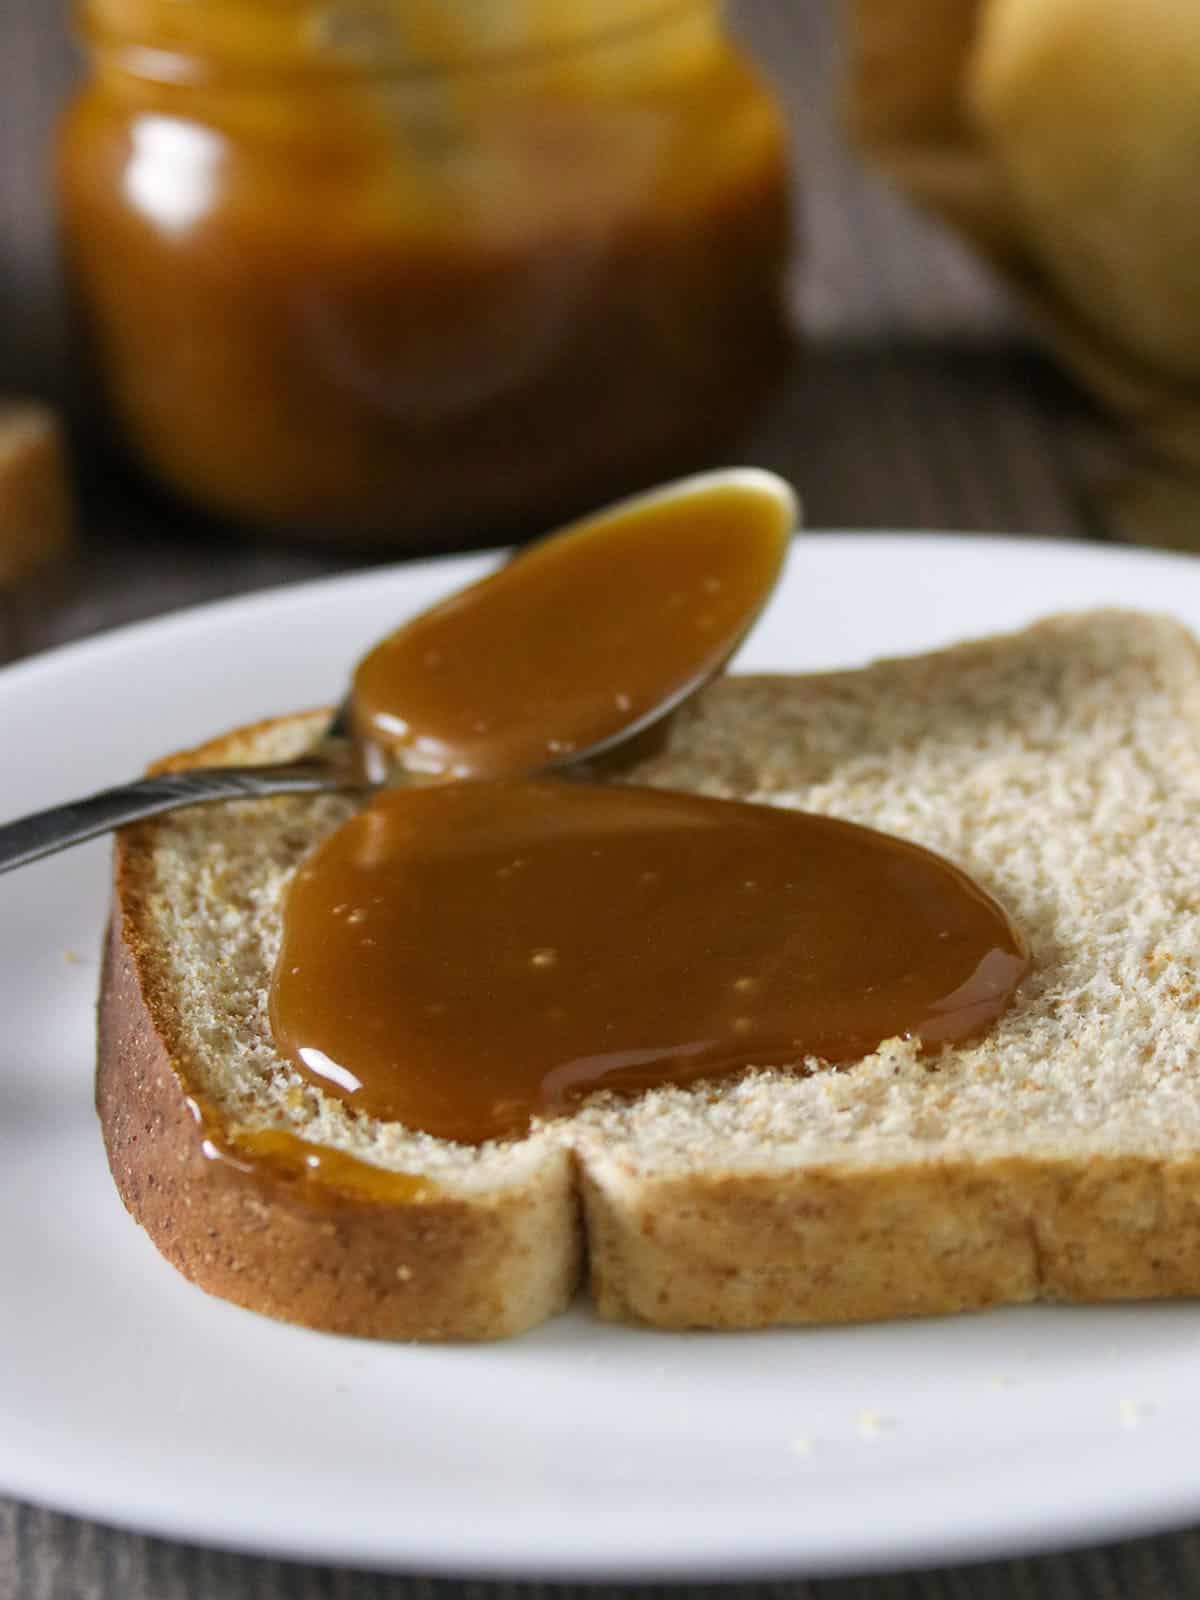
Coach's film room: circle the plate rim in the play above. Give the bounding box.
[3,527,1191,694]
[6,527,1200,1580]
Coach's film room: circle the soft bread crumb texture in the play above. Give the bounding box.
[102,611,1200,1335]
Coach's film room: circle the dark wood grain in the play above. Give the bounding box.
[0,2,1162,1596]
[0,0,75,403]
[9,1497,1200,1600]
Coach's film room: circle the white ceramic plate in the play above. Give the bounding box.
[4,532,1200,1581]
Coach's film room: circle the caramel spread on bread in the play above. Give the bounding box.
[107,610,1192,1341]
[270,779,1029,1144]
[272,475,1027,1146]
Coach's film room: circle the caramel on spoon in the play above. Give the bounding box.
[0,469,797,872]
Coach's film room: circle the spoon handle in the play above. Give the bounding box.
[0,762,350,875]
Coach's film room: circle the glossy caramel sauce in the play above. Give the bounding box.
[351,476,791,779]
[185,1095,435,1201]
[270,779,1029,1145]
[228,1130,435,1201]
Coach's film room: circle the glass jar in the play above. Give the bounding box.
[59,1,791,548]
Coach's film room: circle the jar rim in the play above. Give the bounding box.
[77,0,719,82]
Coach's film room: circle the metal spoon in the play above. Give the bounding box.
[0,468,797,874]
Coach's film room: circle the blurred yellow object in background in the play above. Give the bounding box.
[972,0,1200,386]
[847,0,1200,547]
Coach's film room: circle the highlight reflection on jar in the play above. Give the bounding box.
[59,0,793,547]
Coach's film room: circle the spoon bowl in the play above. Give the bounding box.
[0,467,798,873]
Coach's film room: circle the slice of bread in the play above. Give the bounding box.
[97,609,1200,1339]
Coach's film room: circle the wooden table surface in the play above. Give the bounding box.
[1,2,1193,1595]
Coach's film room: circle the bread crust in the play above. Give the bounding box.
[98,838,581,1341]
[580,1153,1200,1329]
[102,862,1200,1338]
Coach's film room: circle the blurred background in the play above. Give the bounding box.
[4,0,1163,665]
